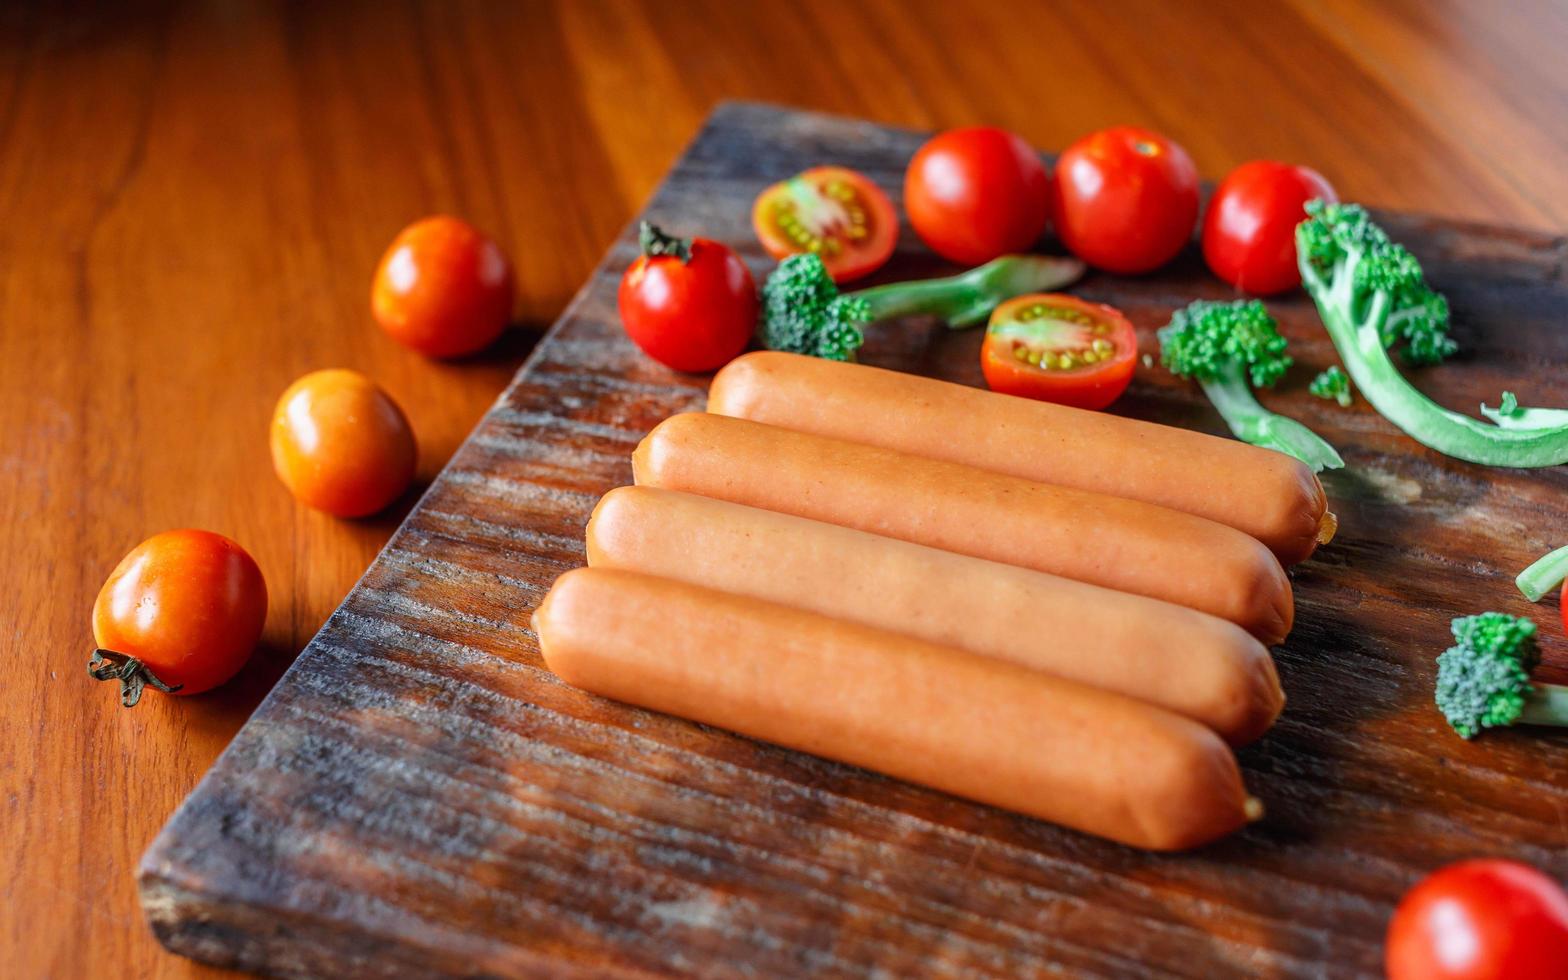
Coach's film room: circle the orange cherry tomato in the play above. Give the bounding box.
[91,529,268,703]
[371,215,515,358]
[752,166,898,283]
[979,293,1137,410]
[270,369,416,517]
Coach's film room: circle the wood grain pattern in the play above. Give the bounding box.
[7,2,1568,977]
[135,102,1568,978]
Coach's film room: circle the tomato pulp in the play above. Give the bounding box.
[980,293,1137,410]
[1203,160,1337,295]
[1051,126,1199,275]
[753,166,897,283]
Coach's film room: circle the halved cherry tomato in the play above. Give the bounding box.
[1203,160,1337,295]
[1051,126,1199,275]
[904,127,1051,266]
[270,369,417,518]
[372,215,515,358]
[980,293,1137,410]
[1386,859,1568,980]
[752,166,897,283]
[91,529,268,704]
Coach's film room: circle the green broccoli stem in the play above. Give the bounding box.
[1482,403,1568,431]
[1517,683,1568,727]
[1198,360,1345,472]
[1517,544,1568,601]
[851,255,1084,329]
[1304,256,1568,467]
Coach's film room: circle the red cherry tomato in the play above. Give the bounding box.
[1051,126,1200,275]
[752,166,898,283]
[904,127,1051,266]
[372,215,515,358]
[980,293,1137,410]
[270,369,417,518]
[91,530,268,703]
[1202,160,1338,295]
[617,223,758,373]
[1386,859,1568,980]
[1561,580,1567,639]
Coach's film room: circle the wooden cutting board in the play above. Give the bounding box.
[138,101,1568,979]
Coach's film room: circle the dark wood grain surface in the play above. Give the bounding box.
[136,102,1568,978]
[9,2,1568,977]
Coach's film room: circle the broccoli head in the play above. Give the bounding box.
[1158,299,1342,472]
[1434,612,1550,739]
[1309,366,1353,406]
[760,253,869,361]
[1298,200,1456,366]
[1160,299,1291,387]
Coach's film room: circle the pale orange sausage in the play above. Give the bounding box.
[707,351,1333,565]
[633,412,1294,645]
[587,486,1283,745]
[534,568,1261,851]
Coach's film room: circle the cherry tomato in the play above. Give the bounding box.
[1561,580,1567,639]
[1050,126,1200,275]
[1203,160,1337,295]
[270,369,417,518]
[980,293,1137,410]
[1386,859,1568,980]
[371,215,515,358]
[617,223,758,373]
[752,166,897,283]
[904,127,1051,266]
[91,530,268,703]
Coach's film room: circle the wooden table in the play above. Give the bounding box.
[5,2,1567,976]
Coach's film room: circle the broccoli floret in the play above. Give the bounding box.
[760,252,1084,361]
[1452,612,1540,666]
[1435,613,1559,739]
[761,254,869,360]
[1158,299,1343,472]
[1309,366,1353,406]
[1298,201,1456,366]
[1298,201,1568,466]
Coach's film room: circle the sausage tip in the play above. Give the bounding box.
[1316,510,1339,546]
[1243,796,1266,823]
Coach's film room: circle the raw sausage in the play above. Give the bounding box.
[707,350,1333,564]
[587,486,1283,744]
[534,567,1262,851]
[633,412,1294,644]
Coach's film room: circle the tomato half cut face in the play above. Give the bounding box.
[752,166,898,283]
[980,293,1138,410]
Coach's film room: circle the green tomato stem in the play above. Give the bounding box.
[1518,683,1568,727]
[1517,544,1568,602]
[851,255,1085,328]
[1199,361,1345,472]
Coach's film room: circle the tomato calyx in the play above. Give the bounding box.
[88,648,184,708]
[990,301,1121,373]
[638,221,692,263]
